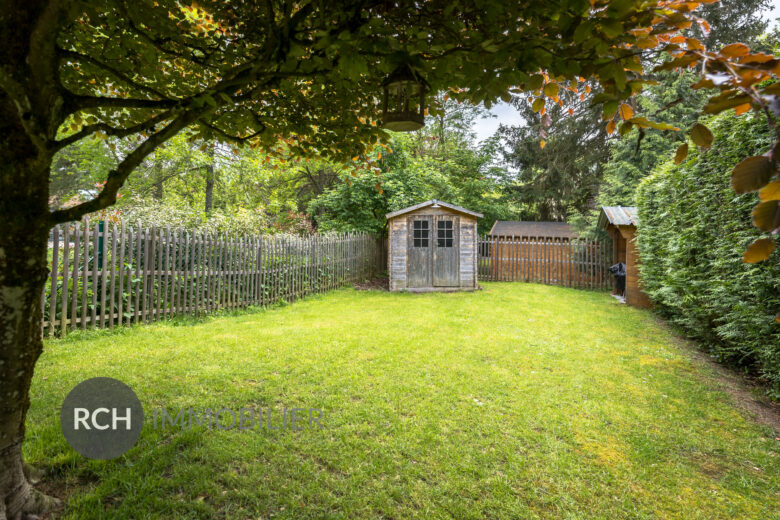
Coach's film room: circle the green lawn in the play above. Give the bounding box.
[27,283,779,519]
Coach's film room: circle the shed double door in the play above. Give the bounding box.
[407,215,459,287]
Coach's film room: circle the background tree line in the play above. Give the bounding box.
[49,1,777,239]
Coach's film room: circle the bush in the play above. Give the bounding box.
[635,112,780,397]
[115,200,273,235]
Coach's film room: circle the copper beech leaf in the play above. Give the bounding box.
[731,156,774,193]
[743,238,775,263]
[752,200,780,232]
[628,117,678,131]
[719,43,750,58]
[703,93,752,114]
[674,143,688,164]
[542,83,559,98]
[759,180,780,201]
[690,123,713,148]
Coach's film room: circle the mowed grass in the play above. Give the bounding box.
[26,283,779,519]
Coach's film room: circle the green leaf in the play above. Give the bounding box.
[590,93,615,105]
[526,74,544,91]
[603,100,619,119]
[731,156,774,193]
[574,21,593,44]
[618,121,633,136]
[628,117,678,131]
[612,65,626,92]
[689,123,713,148]
[532,97,546,113]
[542,83,560,98]
[600,20,623,39]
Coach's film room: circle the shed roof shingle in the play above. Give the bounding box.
[385,199,483,219]
[598,206,638,229]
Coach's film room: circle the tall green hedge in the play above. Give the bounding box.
[635,112,780,397]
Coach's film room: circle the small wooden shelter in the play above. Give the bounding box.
[488,221,579,241]
[486,221,603,285]
[386,200,482,292]
[598,206,651,309]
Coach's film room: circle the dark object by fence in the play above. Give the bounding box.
[598,206,652,308]
[386,200,482,292]
[43,220,386,336]
[478,235,612,290]
[609,262,626,296]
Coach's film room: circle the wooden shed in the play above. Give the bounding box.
[386,200,482,292]
[486,221,609,286]
[488,221,579,241]
[598,206,652,309]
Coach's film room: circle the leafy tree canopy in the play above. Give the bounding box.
[4,0,719,226]
[310,104,511,234]
[2,2,780,516]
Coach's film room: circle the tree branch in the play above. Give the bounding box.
[0,67,31,112]
[48,107,210,225]
[52,109,175,151]
[59,49,171,100]
[201,120,265,144]
[70,94,180,110]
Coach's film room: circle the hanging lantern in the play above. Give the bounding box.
[381,64,429,132]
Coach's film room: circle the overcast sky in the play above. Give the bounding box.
[472,1,780,143]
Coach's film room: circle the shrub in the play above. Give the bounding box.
[116,200,272,235]
[635,112,780,397]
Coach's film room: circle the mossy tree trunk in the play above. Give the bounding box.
[0,102,60,519]
[0,3,203,513]
[0,2,66,516]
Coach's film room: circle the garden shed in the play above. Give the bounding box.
[487,221,579,241]
[598,206,651,309]
[386,200,482,292]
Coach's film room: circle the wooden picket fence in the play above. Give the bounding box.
[477,235,612,290]
[43,220,385,336]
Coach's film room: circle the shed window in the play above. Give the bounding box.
[413,220,429,247]
[437,220,453,247]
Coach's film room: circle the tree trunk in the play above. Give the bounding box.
[154,180,164,201]
[204,172,214,215]
[0,103,60,519]
[204,145,215,215]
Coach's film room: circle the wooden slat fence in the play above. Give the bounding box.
[477,235,612,290]
[42,220,386,336]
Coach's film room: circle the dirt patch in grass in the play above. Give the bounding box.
[353,277,388,291]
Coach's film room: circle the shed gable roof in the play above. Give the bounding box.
[598,206,638,229]
[488,221,578,238]
[385,199,483,219]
